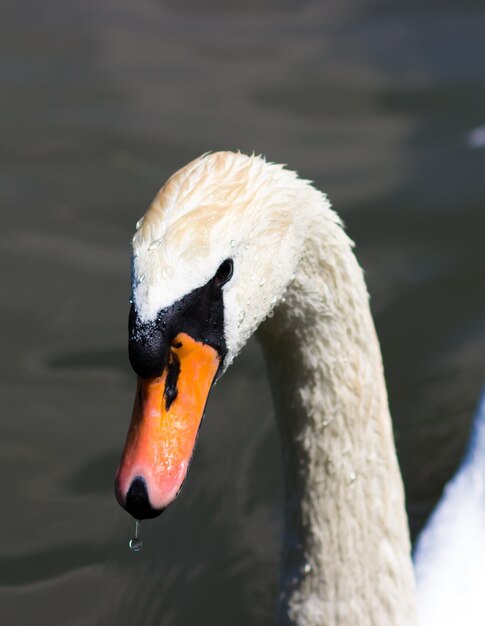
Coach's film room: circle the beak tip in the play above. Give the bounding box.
[121,475,165,520]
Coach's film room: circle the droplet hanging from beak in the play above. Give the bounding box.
[129,519,143,552]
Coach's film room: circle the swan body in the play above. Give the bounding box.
[116,151,419,625]
[414,388,485,626]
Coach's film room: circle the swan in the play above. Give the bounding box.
[114,150,420,625]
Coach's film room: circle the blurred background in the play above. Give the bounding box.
[1,0,484,624]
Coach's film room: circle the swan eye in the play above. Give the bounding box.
[215,259,234,286]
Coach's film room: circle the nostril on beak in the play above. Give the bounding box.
[125,476,164,520]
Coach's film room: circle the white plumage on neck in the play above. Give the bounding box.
[131,151,419,625]
[259,210,417,625]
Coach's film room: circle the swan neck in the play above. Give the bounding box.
[259,214,418,626]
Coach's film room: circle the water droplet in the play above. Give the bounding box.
[230,240,236,248]
[136,217,144,229]
[349,471,357,483]
[238,311,245,326]
[129,520,143,552]
[138,274,146,284]
[302,563,312,574]
[149,239,161,251]
[129,537,143,552]
[259,278,266,287]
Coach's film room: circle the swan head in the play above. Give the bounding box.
[115,151,326,519]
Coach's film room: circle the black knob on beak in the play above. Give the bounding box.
[128,306,168,379]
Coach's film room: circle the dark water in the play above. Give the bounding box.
[1,1,485,624]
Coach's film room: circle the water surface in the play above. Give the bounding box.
[1,1,485,624]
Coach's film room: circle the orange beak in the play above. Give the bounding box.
[115,332,220,517]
